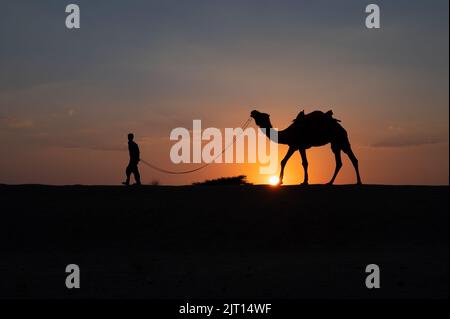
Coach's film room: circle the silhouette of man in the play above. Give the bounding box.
[123,133,141,186]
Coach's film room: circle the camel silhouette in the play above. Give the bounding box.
[250,109,362,185]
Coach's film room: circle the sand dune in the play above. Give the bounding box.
[0,184,447,298]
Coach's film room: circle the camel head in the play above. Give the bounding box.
[250,110,272,128]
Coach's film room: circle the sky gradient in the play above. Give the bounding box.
[0,0,448,185]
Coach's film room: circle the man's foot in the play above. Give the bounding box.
[132,182,142,186]
[122,182,129,186]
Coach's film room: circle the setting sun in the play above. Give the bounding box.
[269,176,280,186]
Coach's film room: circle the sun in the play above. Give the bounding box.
[268,176,280,186]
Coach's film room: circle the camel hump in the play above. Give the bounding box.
[293,109,341,124]
[294,110,305,122]
[325,110,341,122]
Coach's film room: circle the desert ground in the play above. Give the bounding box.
[0,184,447,299]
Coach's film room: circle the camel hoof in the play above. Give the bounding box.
[326,181,334,186]
[300,182,309,186]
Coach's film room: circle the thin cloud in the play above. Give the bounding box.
[0,116,34,129]
[61,145,126,152]
[29,131,126,152]
[372,135,447,148]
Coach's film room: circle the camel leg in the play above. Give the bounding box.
[279,147,295,184]
[299,149,309,185]
[327,148,342,185]
[343,146,362,185]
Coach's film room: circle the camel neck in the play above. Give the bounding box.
[259,126,290,145]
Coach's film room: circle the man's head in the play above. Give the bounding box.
[128,133,134,141]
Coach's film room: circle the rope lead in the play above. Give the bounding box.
[140,117,253,175]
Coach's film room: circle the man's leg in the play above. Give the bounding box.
[132,162,141,185]
[123,163,132,185]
